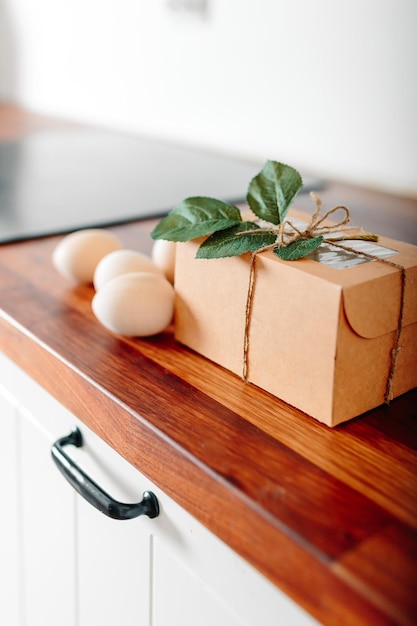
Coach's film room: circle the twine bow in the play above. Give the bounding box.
[276,192,352,248]
[242,193,406,405]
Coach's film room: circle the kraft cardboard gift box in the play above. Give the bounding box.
[173,210,417,427]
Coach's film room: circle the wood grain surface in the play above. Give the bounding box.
[1,104,417,625]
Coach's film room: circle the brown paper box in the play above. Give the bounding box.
[174,210,417,427]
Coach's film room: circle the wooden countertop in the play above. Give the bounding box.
[1,104,417,625]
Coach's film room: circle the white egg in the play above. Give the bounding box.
[93,249,162,291]
[151,239,176,284]
[52,229,123,283]
[91,272,174,337]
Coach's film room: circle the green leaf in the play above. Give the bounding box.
[247,161,303,225]
[196,222,276,259]
[274,236,323,261]
[151,197,243,242]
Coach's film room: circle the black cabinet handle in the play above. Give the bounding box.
[51,427,159,520]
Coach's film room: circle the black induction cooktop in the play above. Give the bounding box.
[0,126,322,243]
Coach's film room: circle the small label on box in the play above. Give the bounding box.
[289,220,398,269]
[308,239,398,269]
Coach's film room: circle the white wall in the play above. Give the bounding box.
[1,0,416,196]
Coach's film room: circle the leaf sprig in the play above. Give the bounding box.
[151,160,371,261]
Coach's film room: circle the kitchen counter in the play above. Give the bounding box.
[1,105,417,625]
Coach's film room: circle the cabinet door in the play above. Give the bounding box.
[19,406,77,626]
[0,366,77,626]
[0,353,154,626]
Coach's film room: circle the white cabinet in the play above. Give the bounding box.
[0,352,318,626]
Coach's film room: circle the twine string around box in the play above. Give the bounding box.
[242,194,406,405]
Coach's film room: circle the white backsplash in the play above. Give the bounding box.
[0,0,416,196]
